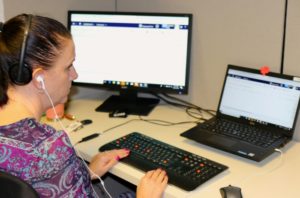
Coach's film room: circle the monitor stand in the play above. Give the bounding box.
[95,91,160,116]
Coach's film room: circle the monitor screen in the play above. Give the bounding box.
[68,11,193,115]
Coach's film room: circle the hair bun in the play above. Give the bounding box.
[0,22,3,32]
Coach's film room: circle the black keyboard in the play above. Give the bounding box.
[200,119,283,148]
[99,132,228,191]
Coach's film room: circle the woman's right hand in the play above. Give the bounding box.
[136,168,168,198]
[88,149,130,179]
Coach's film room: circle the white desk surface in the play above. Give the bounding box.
[45,99,300,198]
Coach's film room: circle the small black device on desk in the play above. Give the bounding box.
[109,109,128,118]
[220,185,243,198]
[99,132,228,191]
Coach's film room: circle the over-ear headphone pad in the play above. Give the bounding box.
[9,63,32,85]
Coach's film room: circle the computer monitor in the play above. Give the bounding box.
[68,11,193,115]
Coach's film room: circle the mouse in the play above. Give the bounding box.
[220,185,243,198]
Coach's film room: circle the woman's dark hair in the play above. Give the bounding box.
[0,14,72,107]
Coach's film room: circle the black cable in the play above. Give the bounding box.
[77,133,100,143]
[75,93,215,144]
[153,93,216,118]
[138,116,200,126]
[161,93,216,116]
[102,119,139,133]
[185,107,208,121]
[152,92,190,108]
[161,93,199,109]
[151,93,209,121]
[75,115,200,145]
[280,0,288,74]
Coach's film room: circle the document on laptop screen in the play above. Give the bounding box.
[219,69,300,130]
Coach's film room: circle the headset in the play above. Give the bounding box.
[9,14,33,85]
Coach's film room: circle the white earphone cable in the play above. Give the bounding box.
[42,82,112,198]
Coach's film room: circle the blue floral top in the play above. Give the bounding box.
[0,118,96,197]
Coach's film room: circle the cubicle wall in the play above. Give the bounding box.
[0,0,4,22]
[3,0,300,141]
[118,0,285,108]
[0,0,4,21]
[2,0,114,25]
[284,0,300,76]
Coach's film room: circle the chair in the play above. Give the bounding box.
[0,171,39,198]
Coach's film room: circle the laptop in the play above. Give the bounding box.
[181,64,300,162]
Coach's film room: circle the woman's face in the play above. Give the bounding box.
[43,38,78,106]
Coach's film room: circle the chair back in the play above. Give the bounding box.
[0,171,39,198]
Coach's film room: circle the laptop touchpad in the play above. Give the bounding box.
[207,136,236,147]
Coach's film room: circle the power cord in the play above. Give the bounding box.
[74,91,215,144]
[152,93,216,121]
[74,119,140,145]
[185,107,208,121]
[161,93,216,116]
[75,114,200,146]
[239,148,285,185]
[138,116,200,126]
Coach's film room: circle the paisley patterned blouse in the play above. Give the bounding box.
[0,118,96,197]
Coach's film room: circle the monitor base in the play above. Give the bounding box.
[95,95,160,116]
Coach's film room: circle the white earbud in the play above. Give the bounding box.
[36,75,46,90]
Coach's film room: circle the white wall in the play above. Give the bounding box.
[3,0,115,25]
[0,0,4,21]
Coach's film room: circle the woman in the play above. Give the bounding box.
[0,14,168,197]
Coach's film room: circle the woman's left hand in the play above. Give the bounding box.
[88,149,130,179]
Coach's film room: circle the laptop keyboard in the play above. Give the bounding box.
[200,119,283,148]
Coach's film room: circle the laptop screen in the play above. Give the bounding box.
[219,66,300,131]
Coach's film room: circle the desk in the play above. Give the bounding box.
[46,99,300,198]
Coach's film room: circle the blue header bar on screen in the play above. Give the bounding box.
[71,21,189,30]
[227,73,300,90]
